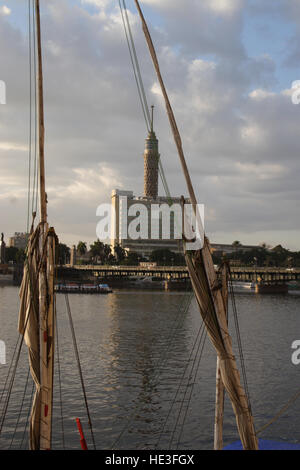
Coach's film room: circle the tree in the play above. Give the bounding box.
[114,244,125,263]
[103,244,112,262]
[90,240,104,264]
[122,251,139,266]
[57,243,70,265]
[15,249,26,264]
[5,246,18,263]
[77,241,87,255]
[150,249,174,265]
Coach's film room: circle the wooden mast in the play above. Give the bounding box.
[214,264,228,450]
[35,0,55,450]
[133,0,258,450]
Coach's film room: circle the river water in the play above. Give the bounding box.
[0,285,299,450]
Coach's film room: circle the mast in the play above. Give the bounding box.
[35,0,55,450]
[214,264,228,450]
[134,0,258,450]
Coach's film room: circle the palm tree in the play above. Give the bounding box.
[90,240,104,263]
[113,244,125,263]
[77,241,87,255]
[232,241,242,260]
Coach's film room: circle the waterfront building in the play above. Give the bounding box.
[210,243,261,256]
[110,120,186,258]
[8,232,28,250]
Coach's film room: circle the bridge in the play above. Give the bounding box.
[57,265,300,283]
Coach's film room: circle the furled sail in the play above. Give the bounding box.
[185,240,257,449]
[18,222,57,450]
[18,224,41,450]
[133,0,258,449]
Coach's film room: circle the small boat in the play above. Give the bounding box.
[55,282,112,294]
[98,283,113,293]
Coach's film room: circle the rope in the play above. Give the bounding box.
[26,0,39,229]
[0,331,25,436]
[54,301,65,449]
[168,325,207,449]
[175,330,207,449]
[9,366,31,449]
[20,380,34,449]
[64,293,96,450]
[0,336,22,409]
[26,0,32,233]
[256,388,300,436]
[118,0,150,132]
[31,0,39,217]
[228,266,252,414]
[154,319,205,449]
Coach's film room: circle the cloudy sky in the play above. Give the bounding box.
[0,0,300,249]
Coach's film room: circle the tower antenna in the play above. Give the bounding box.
[151,105,154,132]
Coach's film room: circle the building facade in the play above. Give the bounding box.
[8,232,28,250]
[110,123,186,258]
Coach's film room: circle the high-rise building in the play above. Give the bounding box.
[110,116,186,258]
[8,232,29,250]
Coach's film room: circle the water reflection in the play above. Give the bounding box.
[0,287,299,449]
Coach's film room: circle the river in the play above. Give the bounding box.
[0,285,299,450]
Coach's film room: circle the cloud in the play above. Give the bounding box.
[0,5,11,16]
[0,0,299,250]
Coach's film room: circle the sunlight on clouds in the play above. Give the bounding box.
[236,162,287,180]
[81,0,110,9]
[249,89,275,100]
[207,0,242,14]
[49,164,123,204]
[46,40,62,57]
[0,5,11,16]
[240,124,265,145]
[0,142,28,152]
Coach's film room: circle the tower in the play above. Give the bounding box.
[143,106,159,199]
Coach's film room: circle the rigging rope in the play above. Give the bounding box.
[228,266,253,414]
[119,0,150,132]
[155,319,205,449]
[175,330,207,450]
[26,0,32,233]
[9,365,31,449]
[256,388,300,436]
[64,293,96,450]
[0,331,25,436]
[20,380,34,449]
[55,300,65,449]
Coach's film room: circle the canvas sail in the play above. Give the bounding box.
[18,222,56,450]
[18,224,42,450]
